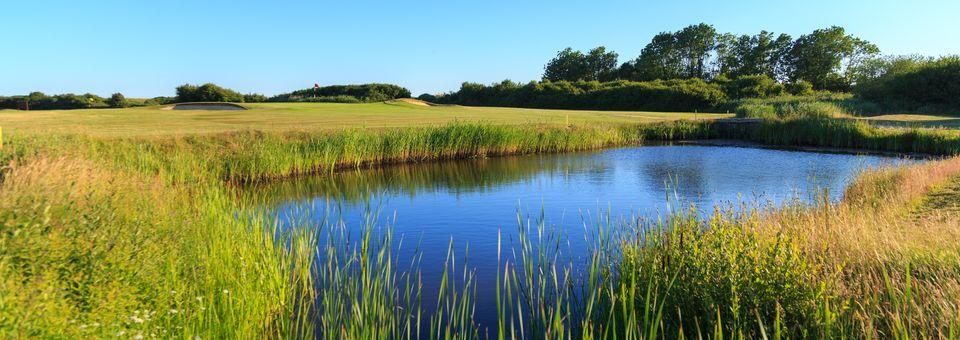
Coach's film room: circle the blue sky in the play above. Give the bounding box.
[2,0,958,98]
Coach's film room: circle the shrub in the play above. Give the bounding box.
[416,93,438,102]
[243,93,268,103]
[785,80,814,96]
[142,96,176,106]
[175,83,244,103]
[435,78,727,112]
[735,103,777,119]
[0,92,108,110]
[270,84,410,103]
[854,56,960,111]
[724,74,785,99]
[108,93,128,108]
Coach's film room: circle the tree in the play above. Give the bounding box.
[713,33,739,76]
[785,26,879,91]
[108,93,128,108]
[714,31,793,80]
[628,23,717,81]
[674,23,717,79]
[243,93,268,103]
[175,84,199,101]
[544,46,618,82]
[543,48,589,82]
[585,46,619,81]
[175,83,244,102]
[631,32,683,81]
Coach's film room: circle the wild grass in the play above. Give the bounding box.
[2,112,960,337]
[490,155,960,338]
[0,157,315,338]
[730,99,960,155]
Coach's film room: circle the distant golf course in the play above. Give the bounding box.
[5,100,958,140]
[0,100,729,137]
[4,8,960,337]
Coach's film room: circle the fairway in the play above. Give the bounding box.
[862,113,960,129]
[0,101,729,137]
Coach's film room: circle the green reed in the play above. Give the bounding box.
[3,115,959,338]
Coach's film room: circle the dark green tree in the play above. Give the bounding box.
[585,46,619,81]
[631,32,683,81]
[714,31,792,80]
[543,48,589,81]
[674,23,717,79]
[108,93,128,108]
[785,26,879,91]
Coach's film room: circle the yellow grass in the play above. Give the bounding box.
[0,101,729,137]
[862,114,960,130]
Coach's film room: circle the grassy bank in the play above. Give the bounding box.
[734,100,960,155]
[2,109,960,337]
[0,120,719,337]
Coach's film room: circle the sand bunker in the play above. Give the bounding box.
[168,103,247,110]
[394,98,433,106]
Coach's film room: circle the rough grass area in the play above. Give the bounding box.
[2,106,960,337]
[0,101,728,137]
[915,174,960,217]
[863,114,960,130]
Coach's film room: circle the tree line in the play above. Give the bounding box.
[1,83,412,110]
[428,23,958,113]
[0,92,130,110]
[540,24,877,92]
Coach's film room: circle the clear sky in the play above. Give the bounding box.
[2,0,958,98]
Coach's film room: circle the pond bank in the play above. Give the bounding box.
[3,117,960,338]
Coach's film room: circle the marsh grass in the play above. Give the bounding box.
[2,115,960,338]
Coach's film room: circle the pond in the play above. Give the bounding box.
[245,144,909,330]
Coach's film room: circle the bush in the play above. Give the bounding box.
[243,93,268,103]
[270,83,410,103]
[108,93,128,108]
[175,83,244,103]
[854,56,960,111]
[735,103,777,119]
[724,74,785,99]
[785,80,815,96]
[435,78,727,112]
[0,92,108,110]
[142,97,176,106]
[416,93,438,102]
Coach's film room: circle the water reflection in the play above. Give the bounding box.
[243,145,908,330]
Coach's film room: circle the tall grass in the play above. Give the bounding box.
[731,99,960,155]
[2,115,959,337]
[490,155,960,338]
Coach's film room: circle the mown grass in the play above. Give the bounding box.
[0,101,727,137]
[2,105,960,338]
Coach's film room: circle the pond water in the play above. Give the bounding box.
[247,144,909,330]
